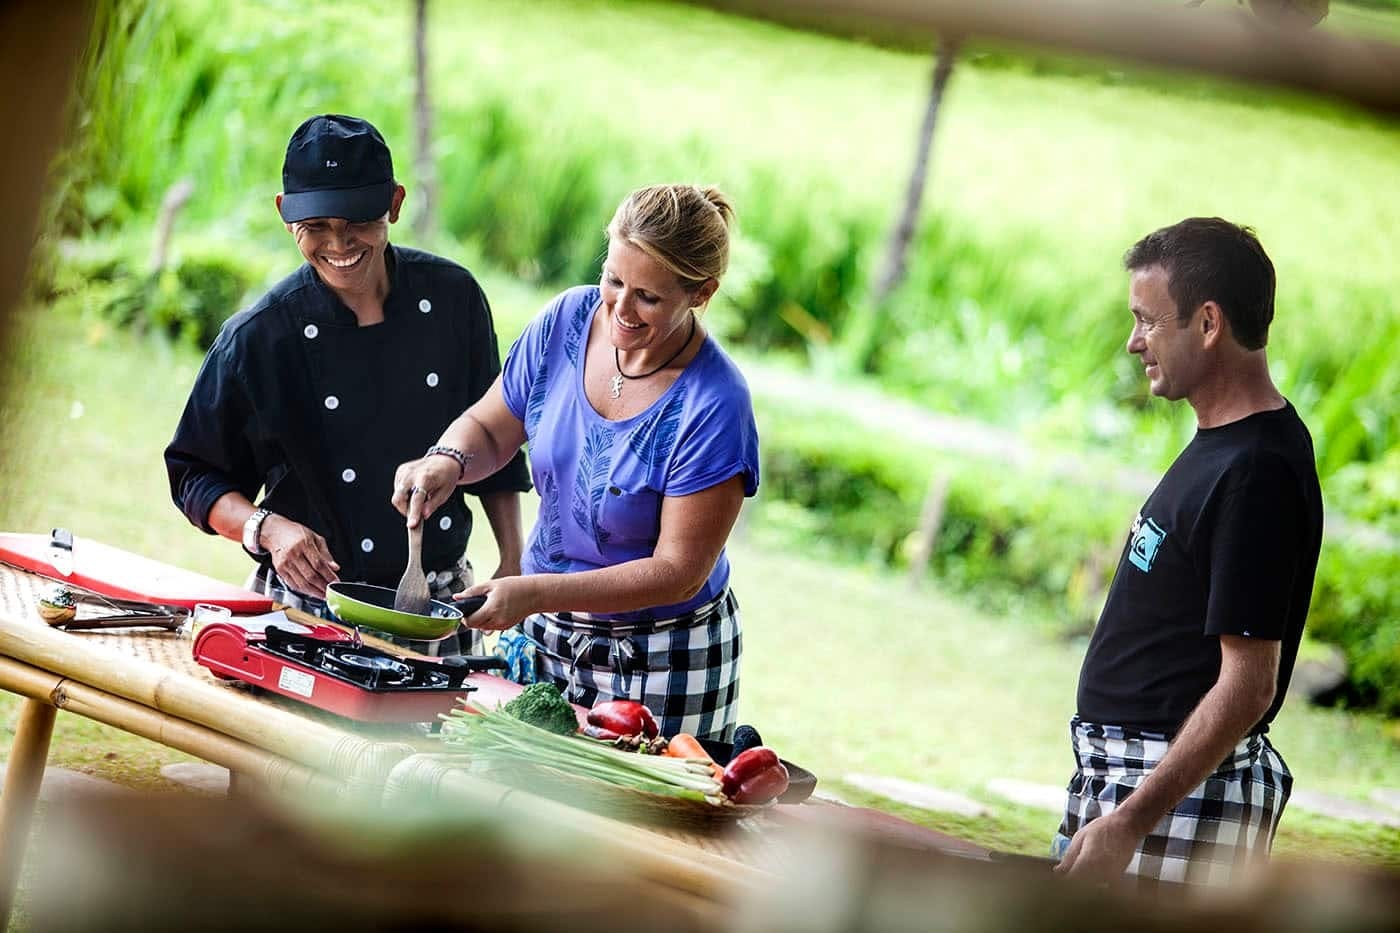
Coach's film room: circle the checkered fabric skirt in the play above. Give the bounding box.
[519,589,743,742]
[1052,716,1292,885]
[246,557,483,657]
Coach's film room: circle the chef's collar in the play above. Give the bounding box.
[304,243,402,326]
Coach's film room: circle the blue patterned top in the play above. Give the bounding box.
[501,286,760,623]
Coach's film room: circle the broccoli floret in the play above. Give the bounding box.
[502,683,579,736]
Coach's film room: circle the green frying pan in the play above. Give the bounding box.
[324,582,485,641]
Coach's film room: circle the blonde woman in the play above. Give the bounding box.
[393,185,758,740]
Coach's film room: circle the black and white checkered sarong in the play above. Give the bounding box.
[1052,717,1292,885]
[520,589,742,742]
[246,557,483,657]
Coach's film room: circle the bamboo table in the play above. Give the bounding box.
[0,562,803,927]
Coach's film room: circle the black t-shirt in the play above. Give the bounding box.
[164,245,532,586]
[1076,402,1323,736]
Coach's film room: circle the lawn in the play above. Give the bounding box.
[2,295,1396,866]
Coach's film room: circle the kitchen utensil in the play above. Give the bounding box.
[0,530,273,612]
[392,523,431,615]
[325,581,485,641]
[48,528,74,576]
[41,583,190,631]
[52,614,186,631]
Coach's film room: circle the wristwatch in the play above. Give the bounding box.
[242,508,272,557]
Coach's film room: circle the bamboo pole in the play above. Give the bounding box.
[0,696,57,929]
[384,754,769,901]
[0,657,344,798]
[0,612,415,787]
[697,0,1400,114]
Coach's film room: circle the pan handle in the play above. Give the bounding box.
[442,654,508,673]
[448,595,487,618]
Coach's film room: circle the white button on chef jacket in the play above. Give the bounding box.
[360,538,374,553]
[341,468,356,483]
[303,324,319,339]
[419,299,432,313]
[439,515,452,530]
[324,395,339,410]
[426,372,439,388]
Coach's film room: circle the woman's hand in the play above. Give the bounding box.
[456,575,540,631]
[391,456,461,528]
[261,514,339,597]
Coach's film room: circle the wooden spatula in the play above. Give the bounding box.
[392,523,431,615]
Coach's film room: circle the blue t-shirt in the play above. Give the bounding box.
[501,286,760,622]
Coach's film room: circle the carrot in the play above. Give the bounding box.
[666,732,723,781]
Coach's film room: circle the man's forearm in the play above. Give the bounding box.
[208,491,259,544]
[479,491,523,572]
[1113,663,1275,836]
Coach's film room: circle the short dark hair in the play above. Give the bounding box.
[1123,218,1276,350]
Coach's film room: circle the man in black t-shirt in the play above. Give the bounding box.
[1052,219,1323,886]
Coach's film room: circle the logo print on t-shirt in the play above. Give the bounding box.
[1128,513,1168,573]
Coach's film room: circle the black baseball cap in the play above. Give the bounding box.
[278,114,395,224]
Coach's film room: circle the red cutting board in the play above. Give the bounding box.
[0,532,274,613]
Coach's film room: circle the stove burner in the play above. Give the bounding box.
[326,650,413,674]
[258,625,472,692]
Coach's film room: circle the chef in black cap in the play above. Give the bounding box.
[165,114,530,653]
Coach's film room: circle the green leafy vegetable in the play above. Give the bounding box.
[500,682,582,736]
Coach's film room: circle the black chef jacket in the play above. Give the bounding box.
[164,245,531,587]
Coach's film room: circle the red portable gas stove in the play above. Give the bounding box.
[192,614,503,723]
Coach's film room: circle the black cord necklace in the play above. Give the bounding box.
[610,312,697,399]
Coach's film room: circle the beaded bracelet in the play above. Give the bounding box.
[425,445,473,481]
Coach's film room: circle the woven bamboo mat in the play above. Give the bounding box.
[0,562,204,673]
[0,562,426,737]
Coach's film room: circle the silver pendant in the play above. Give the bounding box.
[610,372,624,399]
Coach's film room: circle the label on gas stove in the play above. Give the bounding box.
[278,666,316,699]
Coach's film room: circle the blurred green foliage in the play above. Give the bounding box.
[755,395,1400,712]
[42,1,1400,482]
[1309,546,1400,715]
[756,396,1137,628]
[37,236,267,348]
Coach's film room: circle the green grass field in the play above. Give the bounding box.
[3,288,1396,866]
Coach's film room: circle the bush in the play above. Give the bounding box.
[755,396,1400,709]
[1329,449,1400,537]
[1307,545,1400,716]
[754,399,1133,628]
[169,252,255,346]
[46,235,266,349]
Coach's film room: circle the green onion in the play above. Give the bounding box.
[438,703,724,802]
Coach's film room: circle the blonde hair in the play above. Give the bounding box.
[607,184,734,286]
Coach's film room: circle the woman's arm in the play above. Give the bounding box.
[392,376,527,528]
[460,474,747,630]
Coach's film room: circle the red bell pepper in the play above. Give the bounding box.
[721,746,789,804]
[586,700,659,739]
